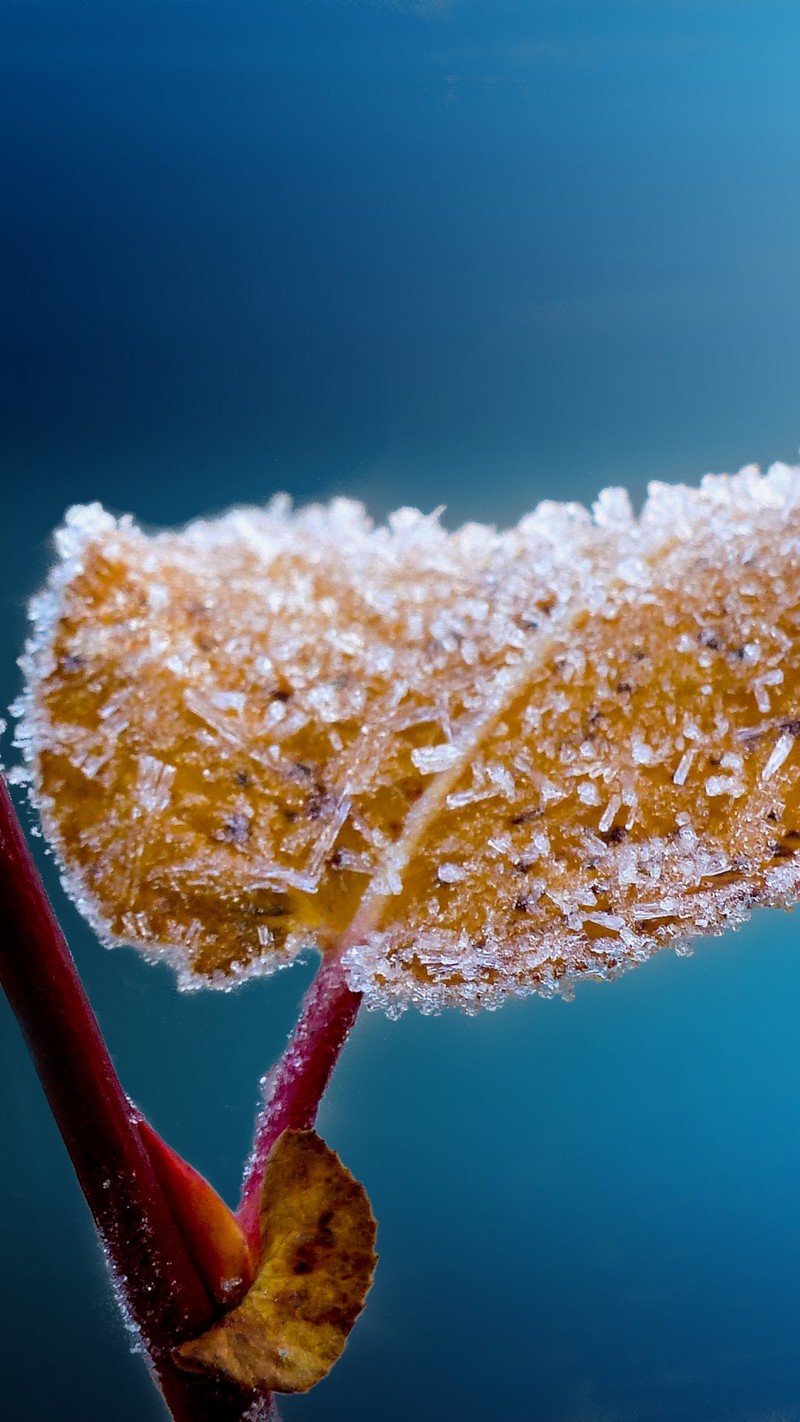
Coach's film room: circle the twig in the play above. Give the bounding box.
[237,948,362,1249]
[0,775,261,1422]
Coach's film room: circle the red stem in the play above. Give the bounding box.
[0,776,263,1422]
[237,949,362,1249]
[0,770,361,1418]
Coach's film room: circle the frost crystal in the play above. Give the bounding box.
[12,464,800,1012]
[761,730,795,782]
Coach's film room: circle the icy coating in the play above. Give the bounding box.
[11,465,800,1012]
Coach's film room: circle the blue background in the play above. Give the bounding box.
[3,2,800,1418]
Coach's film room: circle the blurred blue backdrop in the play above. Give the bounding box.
[3,2,800,1419]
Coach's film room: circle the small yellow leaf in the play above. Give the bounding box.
[174,1130,377,1394]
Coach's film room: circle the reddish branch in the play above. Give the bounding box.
[0,776,262,1422]
[237,948,363,1249]
[0,772,363,1420]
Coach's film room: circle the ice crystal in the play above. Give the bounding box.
[12,464,800,1012]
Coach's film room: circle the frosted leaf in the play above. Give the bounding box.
[16,493,618,983]
[338,463,800,1011]
[14,464,800,1011]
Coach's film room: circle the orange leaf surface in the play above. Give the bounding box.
[174,1129,377,1394]
[14,464,800,1010]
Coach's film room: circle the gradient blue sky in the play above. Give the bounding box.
[3,3,800,1420]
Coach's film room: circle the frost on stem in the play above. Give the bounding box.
[12,464,800,1013]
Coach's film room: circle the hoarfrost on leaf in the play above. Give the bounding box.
[13,463,800,1013]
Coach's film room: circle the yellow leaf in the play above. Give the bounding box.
[15,465,800,1010]
[174,1130,377,1393]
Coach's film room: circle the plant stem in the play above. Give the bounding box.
[237,948,362,1248]
[0,775,262,1422]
